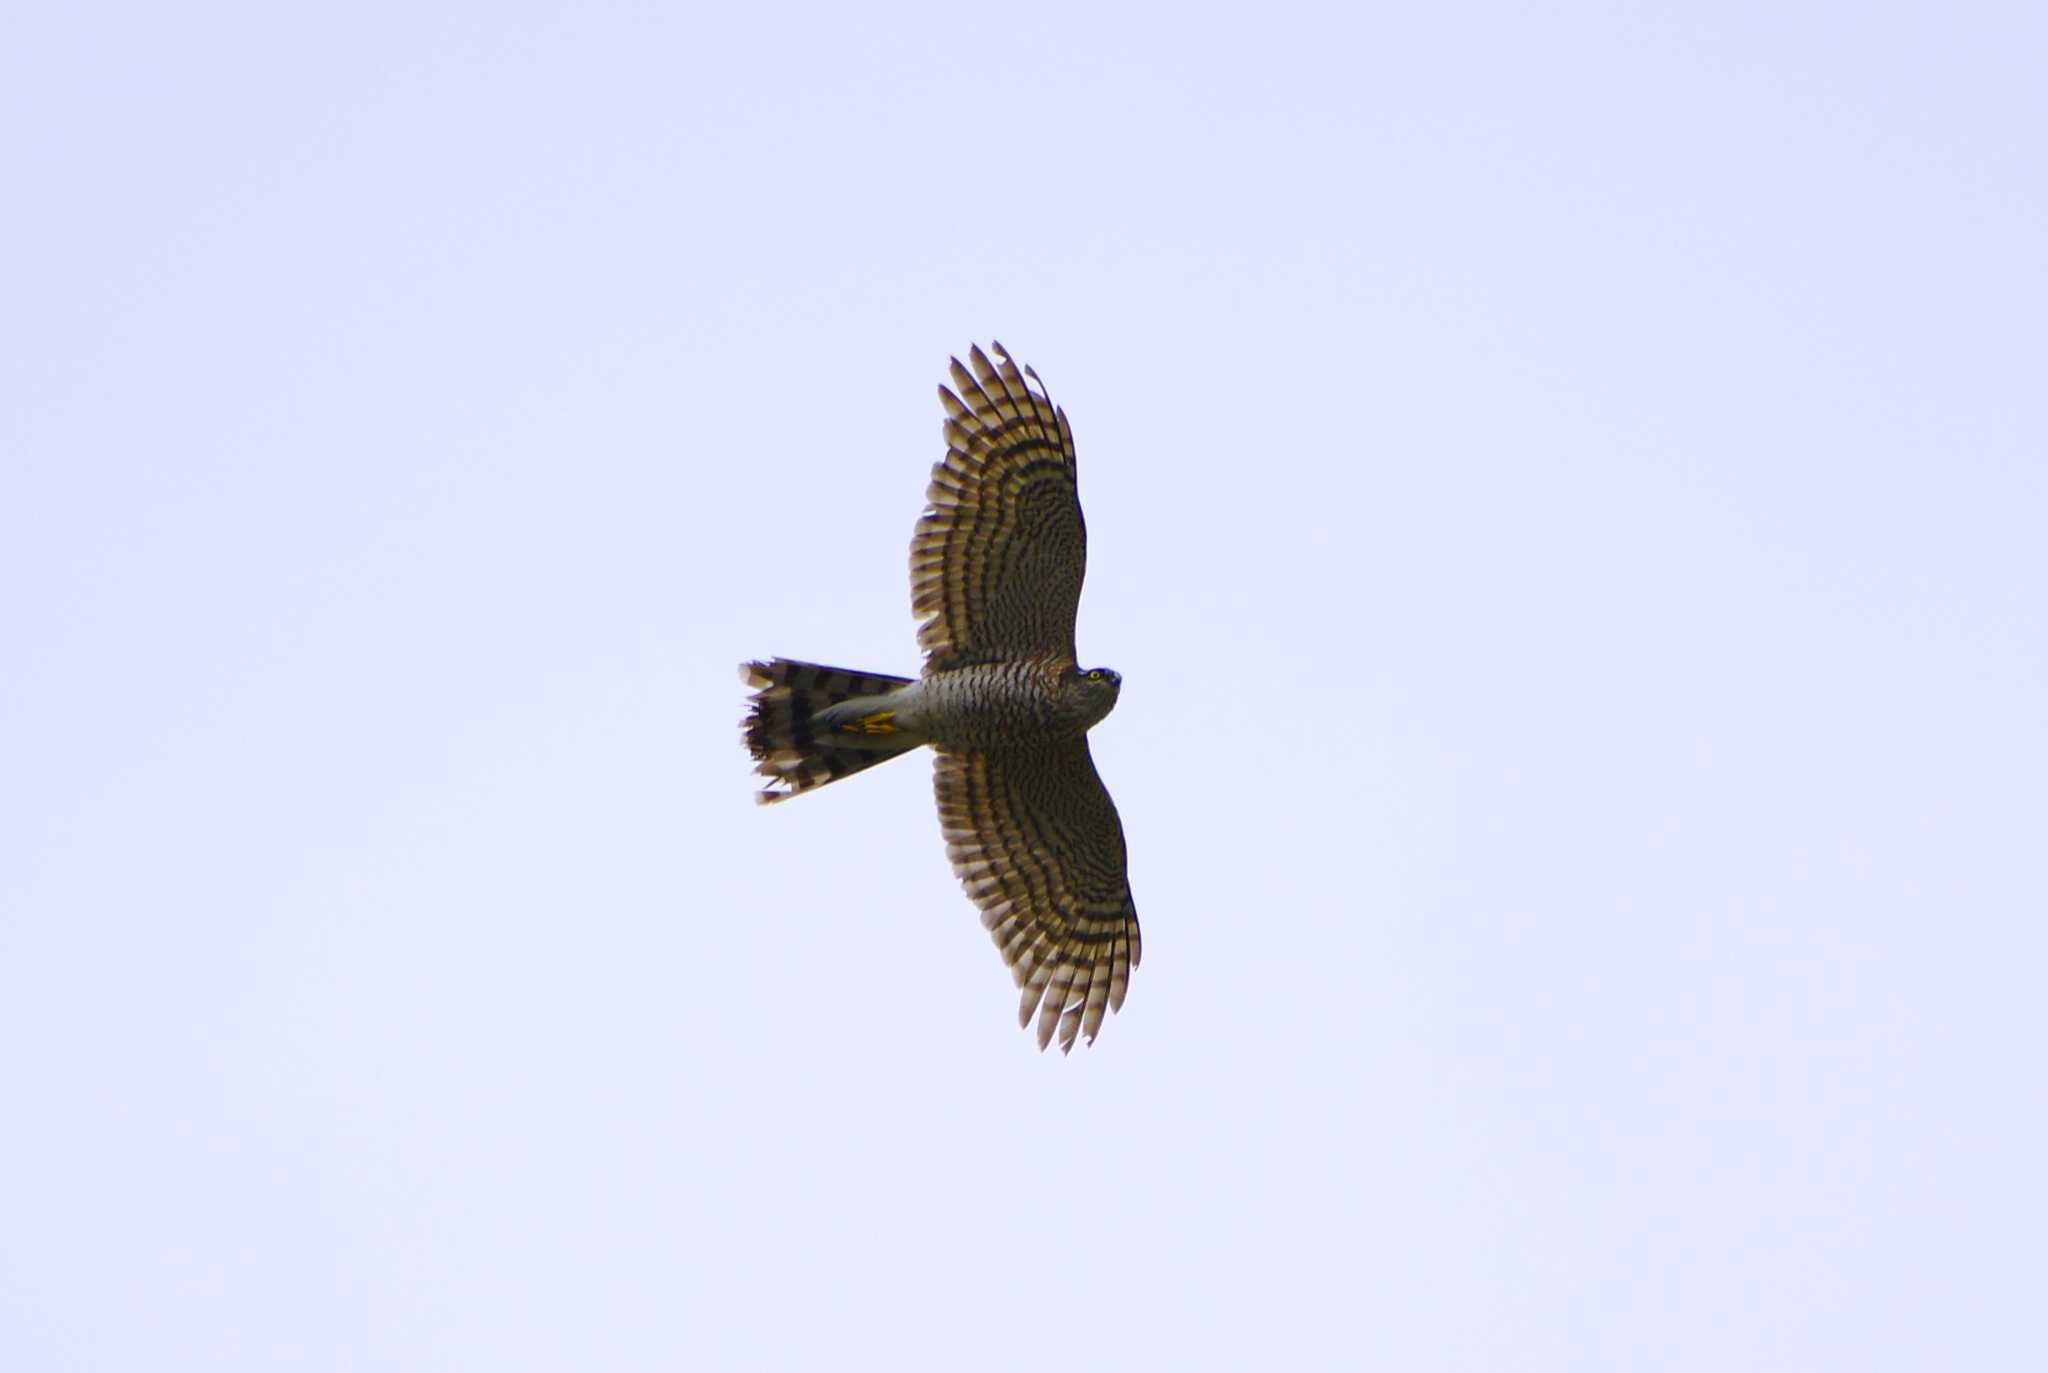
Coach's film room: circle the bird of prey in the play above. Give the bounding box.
[742,343,1139,1052]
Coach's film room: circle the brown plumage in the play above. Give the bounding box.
[915,349,1087,670]
[742,343,1140,1052]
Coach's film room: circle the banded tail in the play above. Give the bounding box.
[741,658,921,803]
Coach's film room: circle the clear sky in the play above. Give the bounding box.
[5,3,2044,1369]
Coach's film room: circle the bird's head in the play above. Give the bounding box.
[1066,664,1122,729]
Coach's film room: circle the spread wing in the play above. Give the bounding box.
[934,739,1141,1052]
[911,343,1087,671]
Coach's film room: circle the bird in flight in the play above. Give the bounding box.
[742,343,1139,1052]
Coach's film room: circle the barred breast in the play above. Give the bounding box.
[904,660,1075,750]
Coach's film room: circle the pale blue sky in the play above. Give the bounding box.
[5,3,2044,1369]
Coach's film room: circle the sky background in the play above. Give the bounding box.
[5,3,2044,1369]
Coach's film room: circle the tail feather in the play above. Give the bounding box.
[741,658,919,802]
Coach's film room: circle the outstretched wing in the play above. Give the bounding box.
[933,739,1141,1052]
[911,343,1087,671]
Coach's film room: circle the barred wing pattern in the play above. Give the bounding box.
[934,739,1141,1052]
[912,343,1087,671]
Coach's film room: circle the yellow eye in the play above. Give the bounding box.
[1087,669,1103,681]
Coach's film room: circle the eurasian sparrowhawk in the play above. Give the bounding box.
[742,344,1138,1052]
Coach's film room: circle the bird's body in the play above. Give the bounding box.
[820,659,1119,749]
[741,343,1139,1052]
